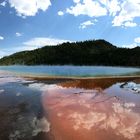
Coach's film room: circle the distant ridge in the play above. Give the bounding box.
[0,39,139,66]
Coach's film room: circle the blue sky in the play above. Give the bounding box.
[0,0,140,57]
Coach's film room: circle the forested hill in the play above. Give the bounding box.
[0,39,140,66]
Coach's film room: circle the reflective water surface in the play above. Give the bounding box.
[0,71,140,140]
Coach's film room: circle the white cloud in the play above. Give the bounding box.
[16,32,22,37]
[122,37,140,48]
[8,0,51,17]
[0,1,7,7]
[123,21,137,27]
[122,43,137,49]
[112,0,140,27]
[60,0,140,28]
[73,0,80,3]
[23,37,72,48]
[58,11,64,16]
[134,37,140,44]
[79,19,97,29]
[66,0,107,17]
[101,0,121,16]
[0,36,4,40]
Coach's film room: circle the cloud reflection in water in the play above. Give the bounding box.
[42,79,140,140]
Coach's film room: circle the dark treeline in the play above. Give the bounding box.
[0,39,140,66]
